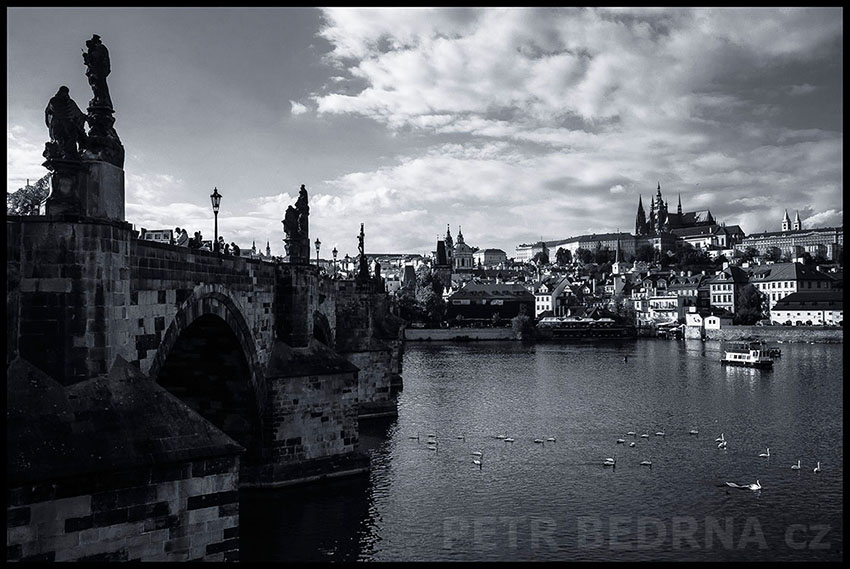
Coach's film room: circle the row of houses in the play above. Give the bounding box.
[527,260,842,326]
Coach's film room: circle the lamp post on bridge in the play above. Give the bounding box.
[210,187,222,253]
[315,237,321,269]
[332,247,338,278]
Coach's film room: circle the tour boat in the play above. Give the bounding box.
[720,341,774,369]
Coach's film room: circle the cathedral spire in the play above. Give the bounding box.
[782,209,791,231]
[635,195,647,235]
[793,210,801,231]
[677,193,682,215]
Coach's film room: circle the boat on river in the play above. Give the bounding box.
[720,341,774,369]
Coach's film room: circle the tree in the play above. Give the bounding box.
[634,243,655,263]
[532,251,549,266]
[555,247,572,266]
[511,305,535,340]
[575,247,594,265]
[740,246,759,263]
[764,246,782,262]
[415,265,446,323]
[735,283,765,325]
[594,247,613,265]
[7,174,50,215]
[677,242,711,270]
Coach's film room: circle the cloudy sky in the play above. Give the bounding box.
[7,7,843,258]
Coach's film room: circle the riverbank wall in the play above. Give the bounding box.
[691,325,843,343]
[404,328,516,341]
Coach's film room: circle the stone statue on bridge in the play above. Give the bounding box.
[79,34,124,168]
[82,34,112,108]
[282,184,311,264]
[357,223,370,283]
[43,86,87,162]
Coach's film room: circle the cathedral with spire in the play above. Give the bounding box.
[634,182,716,236]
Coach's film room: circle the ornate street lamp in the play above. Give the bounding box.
[210,187,222,252]
[315,237,321,267]
[332,246,338,277]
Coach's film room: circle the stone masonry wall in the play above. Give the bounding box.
[6,456,240,562]
[268,370,360,471]
[7,216,133,385]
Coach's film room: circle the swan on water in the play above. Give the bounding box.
[717,440,727,449]
[504,437,515,443]
[725,480,761,491]
[791,460,801,470]
[471,451,483,456]
[495,432,507,440]
[547,437,556,442]
[640,458,652,467]
[689,429,699,436]
[640,433,650,439]
[655,431,666,437]
[814,462,821,473]
[616,438,625,444]
[627,431,636,437]
[629,442,636,448]
[759,447,770,458]
[472,458,482,468]
[715,433,725,442]
[603,457,616,467]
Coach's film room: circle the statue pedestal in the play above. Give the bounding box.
[284,238,310,265]
[45,159,125,221]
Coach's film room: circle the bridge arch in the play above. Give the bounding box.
[149,285,268,463]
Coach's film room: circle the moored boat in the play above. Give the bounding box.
[720,341,774,368]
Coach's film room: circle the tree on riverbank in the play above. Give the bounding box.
[511,306,535,340]
[734,283,766,325]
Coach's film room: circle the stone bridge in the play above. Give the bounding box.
[6,33,405,562]
[7,214,404,486]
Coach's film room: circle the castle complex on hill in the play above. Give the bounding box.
[635,182,716,236]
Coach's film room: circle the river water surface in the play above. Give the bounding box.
[242,339,843,561]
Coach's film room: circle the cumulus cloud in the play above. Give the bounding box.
[302,7,842,252]
[290,100,309,115]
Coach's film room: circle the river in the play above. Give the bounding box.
[241,338,843,561]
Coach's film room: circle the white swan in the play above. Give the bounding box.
[717,440,727,449]
[546,437,556,442]
[689,429,699,436]
[471,451,482,456]
[814,462,821,473]
[495,432,506,440]
[725,480,761,491]
[627,431,636,437]
[504,437,515,443]
[629,442,636,448]
[640,433,650,439]
[640,458,652,467]
[655,431,666,437]
[715,433,725,442]
[534,439,545,444]
[616,438,625,444]
[472,458,482,468]
[603,457,616,467]
[759,447,770,458]
[791,460,801,470]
